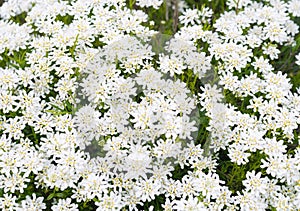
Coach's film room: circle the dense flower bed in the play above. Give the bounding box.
[0,0,300,210]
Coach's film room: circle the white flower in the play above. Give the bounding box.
[226,0,252,9]
[0,194,18,210]
[124,144,152,180]
[233,190,268,211]
[264,23,288,44]
[152,139,181,160]
[263,44,280,60]
[158,54,186,77]
[135,0,163,9]
[134,178,161,202]
[95,192,124,211]
[296,52,300,66]
[179,9,201,26]
[162,198,176,211]
[3,116,26,140]
[173,196,207,211]
[288,0,300,17]
[242,171,269,196]
[17,193,46,211]
[228,143,251,165]
[52,198,78,211]
[261,155,286,179]
[252,56,273,74]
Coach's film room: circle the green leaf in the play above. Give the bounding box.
[46,193,55,201]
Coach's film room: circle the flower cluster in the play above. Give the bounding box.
[0,0,299,210]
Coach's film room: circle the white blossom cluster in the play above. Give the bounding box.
[0,0,299,210]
